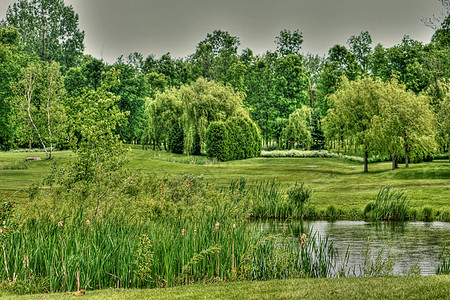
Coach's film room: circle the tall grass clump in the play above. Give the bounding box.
[248,180,312,219]
[250,229,337,280]
[359,240,400,277]
[436,246,450,275]
[366,186,409,221]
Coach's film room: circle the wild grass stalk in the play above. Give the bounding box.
[436,246,450,275]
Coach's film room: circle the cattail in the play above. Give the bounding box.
[215,222,219,232]
[86,220,90,227]
[301,233,306,247]
[58,221,63,228]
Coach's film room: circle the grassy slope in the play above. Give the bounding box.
[1,147,449,211]
[2,276,449,300]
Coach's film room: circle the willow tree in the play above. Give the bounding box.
[282,105,313,149]
[323,77,384,172]
[371,79,437,169]
[143,77,245,153]
[437,96,450,162]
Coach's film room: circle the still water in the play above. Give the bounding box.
[254,220,450,275]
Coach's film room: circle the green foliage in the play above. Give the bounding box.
[168,122,184,154]
[205,121,230,162]
[373,186,409,221]
[42,69,129,215]
[360,241,399,277]
[191,30,240,82]
[144,78,245,153]
[0,208,342,294]
[13,61,67,158]
[286,182,313,217]
[133,234,154,286]
[436,246,450,275]
[323,77,384,172]
[421,206,434,221]
[248,180,313,219]
[325,205,338,219]
[275,29,304,56]
[370,78,437,168]
[282,105,313,149]
[205,116,261,161]
[5,0,85,70]
[111,59,149,143]
[192,131,201,155]
[0,25,26,150]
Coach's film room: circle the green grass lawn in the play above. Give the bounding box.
[2,276,449,300]
[1,147,449,212]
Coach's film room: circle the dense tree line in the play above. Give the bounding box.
[0,0,449,164]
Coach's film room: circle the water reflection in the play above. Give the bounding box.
[252,220,450,275]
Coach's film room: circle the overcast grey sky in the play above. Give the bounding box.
[0,0,445,63]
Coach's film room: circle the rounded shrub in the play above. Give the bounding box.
[205,116,262,161]
[205,121,230,161]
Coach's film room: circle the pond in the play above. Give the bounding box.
[254,220,450,275]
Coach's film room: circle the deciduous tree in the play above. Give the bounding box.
[5,0,85,70]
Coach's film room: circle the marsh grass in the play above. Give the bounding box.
[247,180,312,219]
[436,247,450,275]
[368,186,409,221]
[0,207,339,294]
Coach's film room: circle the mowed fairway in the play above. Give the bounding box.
[1,147,449,211]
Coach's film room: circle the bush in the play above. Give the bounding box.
[168,122,184,154]
[205,121,230,161]
[206,116,261,161]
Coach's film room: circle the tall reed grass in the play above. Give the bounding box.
[0,207,337,294]
[365,186,409,221]
[245,179,312,219]
[436,246,450,275]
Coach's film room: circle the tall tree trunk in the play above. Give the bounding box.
[46,73,54,159]
[27,101,49,159]
[392,153,397,170]
[364,143,369,173]
[405,144,409,168]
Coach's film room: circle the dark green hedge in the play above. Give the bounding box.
[168,122,184,154]
[206,116,261,161]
